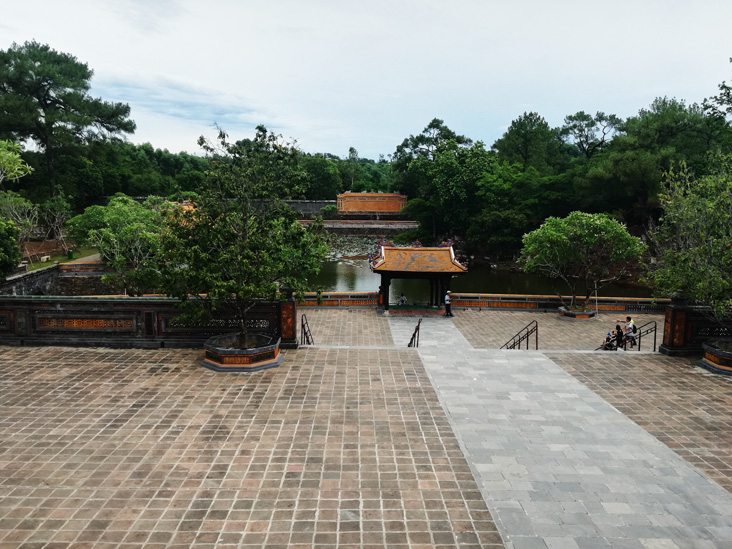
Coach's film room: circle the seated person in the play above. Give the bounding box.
[601,325,625,350]
[398,293,407,306]
[612,325,625,349]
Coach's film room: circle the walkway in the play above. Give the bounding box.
[1,309,732,548]
[386,315,732,548]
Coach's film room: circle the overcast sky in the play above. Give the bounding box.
[4,0,732,159]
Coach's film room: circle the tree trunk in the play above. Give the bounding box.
[46,148,56,196]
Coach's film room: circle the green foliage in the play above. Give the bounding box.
[320,204,338,219]
[302,154,343,199]
[0,190,38,248]
[392,118,472,197]
[0,140,33,187]
[492,112,568,175]
[561,111,621,159]
[521,211,646,307]
[67,194,168,295]
[0,41,136,195]
[0,216,21,278]
[647,157,732,320]
[40,192,71,241]
[161,126,328,340]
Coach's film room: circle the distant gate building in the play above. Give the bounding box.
[337,192,407,214]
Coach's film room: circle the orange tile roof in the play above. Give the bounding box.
[370,246,467,273]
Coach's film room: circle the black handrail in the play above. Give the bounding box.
[300,314,314,345]
[408,318,422,348]
[636,320,657,352]
[500,320,538,350]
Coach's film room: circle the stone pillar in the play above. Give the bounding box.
[279,288,298,349]
[659,299,700,356]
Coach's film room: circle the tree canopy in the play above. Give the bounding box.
[161,126,328,342]
[521,211,646,308]
[0,217,21,278]
[647,156,732,321]
[0,41,135,195]
[67,194,169,295]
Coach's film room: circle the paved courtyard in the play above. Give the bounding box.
[1,309,732,548]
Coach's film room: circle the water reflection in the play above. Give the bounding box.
[309,259,652,303]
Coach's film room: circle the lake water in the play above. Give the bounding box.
[309,259,653,304]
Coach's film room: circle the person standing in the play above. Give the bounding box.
[444,290,453,317]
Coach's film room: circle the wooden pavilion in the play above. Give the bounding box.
[369,241,467,311]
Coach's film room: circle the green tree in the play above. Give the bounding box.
[161,126,328,344]
[647,157,732,321]
[302,154,343,199]
[0,41,136,195]
[0,217,22,278]
[67,194,168,295]
[520,211,646,308]
[492,112,566,174]
[0,191,38,256]
[0,140,33,187]
[572,97,730,223]
[40,192,72,242]
[561,111,622,159]
[392,118,472,197]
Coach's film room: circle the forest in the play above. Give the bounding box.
[3,40,732,263]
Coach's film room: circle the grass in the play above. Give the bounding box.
[26,247,99,272]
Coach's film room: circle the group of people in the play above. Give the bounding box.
[600,316,638,350]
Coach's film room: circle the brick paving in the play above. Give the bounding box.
[551,352,732,495]
[301,309,394,347]
[0,343,501,548]
[453,310,665,351]
[3,308,732,548]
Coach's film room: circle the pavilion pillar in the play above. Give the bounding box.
[381,275,392,311]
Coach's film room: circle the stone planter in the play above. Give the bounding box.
[201,332,283,372]
[557,306,597,320]
[699,339,732,376]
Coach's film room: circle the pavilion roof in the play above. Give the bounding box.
[370,246,467,274]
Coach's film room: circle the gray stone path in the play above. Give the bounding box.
[387,316,732,549]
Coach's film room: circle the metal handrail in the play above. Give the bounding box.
[408,318,422,348]
[636,320,657,352]
[500,320,538,350]
[300,314,314,345]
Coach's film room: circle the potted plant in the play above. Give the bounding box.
[161,126,327,371]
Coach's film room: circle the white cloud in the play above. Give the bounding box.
[3,0,732,158]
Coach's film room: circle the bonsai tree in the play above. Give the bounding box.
[67,194,169,295]
[520,211,646,309]
[161,126,328,346]
[647,157,732,322]
[0,217,21,278]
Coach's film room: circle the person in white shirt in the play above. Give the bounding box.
[444,290,453,317]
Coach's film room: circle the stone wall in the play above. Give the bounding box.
[52,275,123,296]
[285,200,336,215]
[0,265,60,296]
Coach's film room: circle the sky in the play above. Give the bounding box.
[4,0,732,160]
